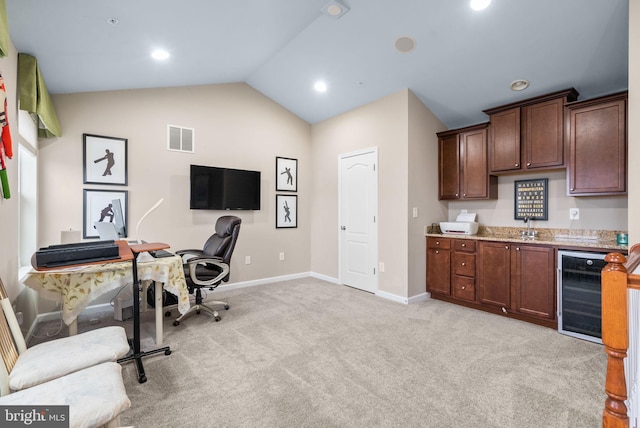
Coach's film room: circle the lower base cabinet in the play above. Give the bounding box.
[427,237,557,327]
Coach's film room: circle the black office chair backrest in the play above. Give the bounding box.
[202,216,241,265]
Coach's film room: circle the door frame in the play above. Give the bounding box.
[338,147,379,292]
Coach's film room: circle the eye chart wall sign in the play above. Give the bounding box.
[514,178,548,220]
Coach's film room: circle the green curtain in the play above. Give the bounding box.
[0,0,9,58]
[17,53,61,138]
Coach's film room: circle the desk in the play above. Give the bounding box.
[24,252,189,344]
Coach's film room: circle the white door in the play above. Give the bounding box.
[339,148,378,293]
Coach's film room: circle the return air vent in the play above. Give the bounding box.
[167,125,194,153]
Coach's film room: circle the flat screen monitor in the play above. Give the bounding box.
[190,165,261,210]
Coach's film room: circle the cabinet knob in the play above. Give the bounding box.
[461,262,466,266]
[515,163,519,167]
[505,246,509,250]
[463,193,467,197]
[526,162,531,167]
[461,243,466,247]
[435,250,439,254]
[455,193,459,197]
[501,307,507,314]
[570,188,575,191]
[516,247,520,251]
[436,241,440,245]
[461,286,466,290]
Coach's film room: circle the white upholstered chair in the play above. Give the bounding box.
[0,277,131,394]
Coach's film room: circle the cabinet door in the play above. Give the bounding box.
[512,244,556,320]
[478,242,511,309]
[438,134,460,200]
[488,107,520,173]
[426,248,451,295]
[460,128,490,199]
[567,94,627,195]
[522,98,564,169]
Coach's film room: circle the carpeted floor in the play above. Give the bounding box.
[30,278,607,428]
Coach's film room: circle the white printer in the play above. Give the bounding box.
[439,211,479,235]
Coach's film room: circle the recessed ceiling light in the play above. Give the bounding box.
[394,36,416,53]
[510,79,530,91]
[314,81,328,93]
[151,49,170,60]
[321,0,350,19]
[470,0,491,11]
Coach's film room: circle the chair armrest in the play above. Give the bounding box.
[185,257,229,287]
[175,249,205,257]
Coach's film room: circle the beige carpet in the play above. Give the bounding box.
[31,278,606,428]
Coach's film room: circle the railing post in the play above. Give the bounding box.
[602,252,629,428]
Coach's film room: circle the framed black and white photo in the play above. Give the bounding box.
[83,134,128,185]
[276,156,297,192]
[83,189,128,239]
[276,194,297,228]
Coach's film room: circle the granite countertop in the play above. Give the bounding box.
[425,226,628,252]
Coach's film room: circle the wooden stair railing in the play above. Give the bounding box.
[602,244,640,428]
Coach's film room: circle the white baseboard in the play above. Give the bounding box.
[375,290,431,305]
[309,272,340,284]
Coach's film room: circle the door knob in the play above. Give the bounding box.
[340,226,346,230]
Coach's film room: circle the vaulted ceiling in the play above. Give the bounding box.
[5,0,629,129]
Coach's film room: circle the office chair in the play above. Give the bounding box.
[0,277,131,394]
[173,215,241,326]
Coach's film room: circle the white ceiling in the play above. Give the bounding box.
[5,0,629,129]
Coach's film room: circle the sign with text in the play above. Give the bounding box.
[514,178,548,220]
[1,406,69,427]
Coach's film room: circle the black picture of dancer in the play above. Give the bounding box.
[276,195,297,228]
[94,148,115,176]
[276,157,297,191]
[99,203,114,222]
[283,200,291,223]
[280,167,293,185]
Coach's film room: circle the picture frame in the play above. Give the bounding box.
[276,194,297,228]
[514,178,548,221]
[83,189,128,239]
[83,134,128,185]
[276,156,297,192]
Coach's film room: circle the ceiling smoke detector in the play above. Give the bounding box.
[510,79,530,91]
[394,36,416,53]
[321,0,350,19]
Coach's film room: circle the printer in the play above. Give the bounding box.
[439,211,479,235]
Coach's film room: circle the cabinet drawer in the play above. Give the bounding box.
[453,276,475,302]
[453,253,476,277]
[427,237,451,250]
[453,240,476,252]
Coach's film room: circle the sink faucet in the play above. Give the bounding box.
[521,217,538,239]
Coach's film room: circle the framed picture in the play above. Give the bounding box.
[83,134,128,185]
[83,189,128,239]
[276,156,297,192]
[276,194,297,228]
[514,178,548,220]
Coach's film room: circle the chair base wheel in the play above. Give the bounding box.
[165,349,172,356]
[215,316,221,322]
[224,305,230,310]
[173,321,180,326]
[165,311,172,317]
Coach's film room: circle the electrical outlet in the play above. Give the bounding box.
[279,252,285,261]
[569,208,580,220]
[245,255,251,265]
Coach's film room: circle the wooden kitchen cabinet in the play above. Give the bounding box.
[511,244,555,321]
[426,237,451,296]
[484,88,578,174]
[477,241,511,309]
[452,240,476,302]
[566,91,627,196]
[437,123,497,200]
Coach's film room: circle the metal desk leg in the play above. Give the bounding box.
[117,252,171,383]
[154,281,163,346]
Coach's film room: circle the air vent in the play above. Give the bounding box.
[167,125,194,153]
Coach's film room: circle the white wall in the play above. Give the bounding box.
[445,170,628,232]
[407,91,447,298]
[41,83,311,288]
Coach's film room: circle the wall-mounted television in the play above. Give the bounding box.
[190,164,261,210]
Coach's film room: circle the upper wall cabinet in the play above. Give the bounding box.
[565,91,627,196]
[483,88,579,174]
[437,123,497,200]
